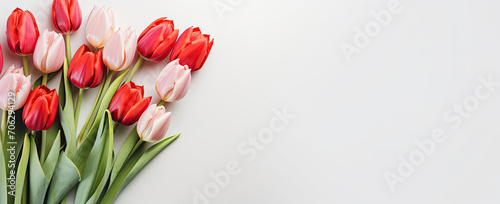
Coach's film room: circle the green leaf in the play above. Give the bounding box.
[101,134,180,204]
[46,152,81,204]
[29,133,61,204]
[110,128,139,184]
[14,134,30,204]
[0,140,8,204]
[86,112,115,204]
[58,57,77,158]
[31,71,59,89]
[75,111,114,204]
[80,70,128,143]
[42,114,61,163]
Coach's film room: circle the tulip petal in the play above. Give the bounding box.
[44,32,65,73]
[120,96,151,126]
[170,26,193,61]
[137,104,157,137]
[147,111,171,142]
[24,96,50,131]
[178,38,208,70]
[167,69,191,102]
[69,0,82,32]
[103,29,126,70]
[53,0,71,33]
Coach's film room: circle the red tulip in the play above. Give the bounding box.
[109,82,151,126]
[22,85,59,131]
[137,17,179,62]
[170,27,213,72]
[6,8,40,56]
[52,0,82,34]
[68,44,104,89]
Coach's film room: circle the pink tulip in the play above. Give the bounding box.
[103,27,137,71]
[33,29,65,73]
[137,104,171,143]
[155,59,191,102]
[0,65,32,110]
[85,6,115,49]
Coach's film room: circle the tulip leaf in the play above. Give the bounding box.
[0,140,8,204]
[46,152,81,204]
[86,113,115,204]
[31,71,59,89]
[75,111,114,204]
[58,57,77,158]
[101,134,180,204]
[80,70,129,143]
[110,128,140,184]
[29,132,61,204]
[14,134,29,204]
[41,114,62,164]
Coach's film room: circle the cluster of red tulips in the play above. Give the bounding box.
[0,0,213,203]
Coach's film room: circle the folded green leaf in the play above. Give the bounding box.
[29,133,61,204]
[87,112,115,204]
[14,134,30,204]
[110,128,140,184]
[75,111,114,204]
[46,152,81,204]
[101,134,180,204]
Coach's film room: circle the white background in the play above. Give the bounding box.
[2,0,500,203]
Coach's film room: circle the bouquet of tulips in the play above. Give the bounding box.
[0,1,213,203]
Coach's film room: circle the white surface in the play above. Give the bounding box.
[2,0,500,203]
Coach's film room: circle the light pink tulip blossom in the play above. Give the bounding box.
[103,27,137,71]
[33,29,65,73]
[0,65,31,110]
[155,59,191,102]
[85,6,115,49]
[137,104,171,143]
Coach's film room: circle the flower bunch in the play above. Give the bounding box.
[0,1,214,203]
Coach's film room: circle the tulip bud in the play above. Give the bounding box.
[170,27,213,72]
[68,44,104,89]
[103,27,137,71]
[86,6,115,49]
[33,29,66,74]
[0,65,31,111]
[137,104,171,143]
[156,59,191,102]
[137,17,179,62]
[109,82,151,126]
[22,85,58,131]
[52,0,82,34]
[6,8,40,56]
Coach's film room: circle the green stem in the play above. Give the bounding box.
[1,110,7,143]
[124,57,144,84]
[130,140,144,157]
[74,89,85,126]
[157,100,165,106]
[65,34,71,62]
[41,130,47,164]
[22,56,29,76]
[42,74,48,85]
